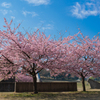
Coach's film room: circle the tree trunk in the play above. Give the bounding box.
[33,75,38,94]
[81,75,86,91]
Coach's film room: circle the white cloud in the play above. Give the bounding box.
[10,10,12,13]
[71,1,100,19]
[34,23,53,31]
[11,16,15,19]
[22,11,38,17]
[0,9,8,15]
[0,9,13,15]
[40,21,44,23]
[1,2,11,8]
[24,0,50,6]
[42,24,53,30]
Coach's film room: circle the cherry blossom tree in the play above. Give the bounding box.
[0,18,74,93]
[60,33,100,91]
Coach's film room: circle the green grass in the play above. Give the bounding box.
[0,91,100,100]
[77,81,100,91]
[77,81,90,91]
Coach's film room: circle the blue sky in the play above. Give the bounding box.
[0,0,100,39]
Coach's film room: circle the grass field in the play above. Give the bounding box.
[0,81,100,100]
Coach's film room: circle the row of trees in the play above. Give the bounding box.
[0,18,100,93]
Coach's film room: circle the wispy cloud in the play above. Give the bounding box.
[34,23,53,31]
[11,16,15,19]
[71,1,100,19]
[42,24,53,30]
[22,11,38,17]
[1,2,11,8]
[24,0,50,6]
[0,9,8,15]
[0,9,13,15]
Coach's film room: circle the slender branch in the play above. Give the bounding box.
[2,55,14,65]
[36,68,43,74]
